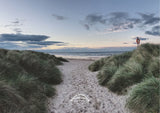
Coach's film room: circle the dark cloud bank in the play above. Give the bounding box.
[83,12,160,36]
[145,25,160,36]
[0,33,65,50]
[0,34,49,41]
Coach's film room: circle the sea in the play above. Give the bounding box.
[49,51,127,60]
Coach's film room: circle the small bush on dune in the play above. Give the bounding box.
[147,57,160,77]
[89,51,132,72]
[94,51,132,87]
[97,65,117,86]
[141,43,160,56]
[11,74,55,113]
[0,81,26,113]
[0,48,66,113]
[19,54,62,84]
[126,77,160,113]
[0,49,8,59]
[13,75,40,99]
[57,57,69,62]
[112,51,132,66]
[0,59,25,80]
[88,57,110,71]
[21,50,63,65]
[6,50,21,63]
[42,83,55,97]
[39,66,62,84]
[107,61,143,94]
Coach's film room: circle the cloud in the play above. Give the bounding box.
[0,42,22,50]
[132,37,149,40]
[123,42,128,44]
[5,18,23,27]
[109,12,129,24]
[12,20,20,24]
[0,34,49,41]
[83,14,107,30]
[84,24,90,30]
[85,14,106,25]
[138,13,160,25]
[27,41,63,46]
[83,12,159,33]
[0,33,66,50]
[4,18,24,34]
[52,14,67,20]
[83,12,139,31]
[13,28,22,34]
[145,25,160,36]
[107,12,142,32]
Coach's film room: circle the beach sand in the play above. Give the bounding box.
[48,59,130,113]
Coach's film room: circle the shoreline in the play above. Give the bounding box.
[55,55,108,61]
[65,58,98,61]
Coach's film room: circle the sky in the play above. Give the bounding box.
[0,0,160,51]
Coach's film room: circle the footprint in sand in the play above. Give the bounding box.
[48,59,130,113]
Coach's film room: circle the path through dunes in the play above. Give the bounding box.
[48,59,130,113]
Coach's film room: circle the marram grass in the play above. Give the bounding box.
[89,43,160,113]
[126,77,160,113]
[0,48,67,113]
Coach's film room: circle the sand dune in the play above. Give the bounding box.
[48,59,130,113]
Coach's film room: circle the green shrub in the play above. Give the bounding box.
[126,77,160,113]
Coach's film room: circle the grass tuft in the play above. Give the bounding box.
[89,43,160,112]
[0,49,66,113]
[126,77,160,113]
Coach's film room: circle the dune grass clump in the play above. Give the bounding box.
[0,81,26,113]
[107,61,143,94]
[147,57,160,78]
[92,51,132,86]
[0,48,66,113]
[97,65,117,86]
[89,43,160,113]
[19,53,62,84]
[126,77,160,113]
[89,51,132,72]
[0,49,8,59]
[88,57,110,71]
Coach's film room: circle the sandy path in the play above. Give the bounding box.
[48,59,130,113]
